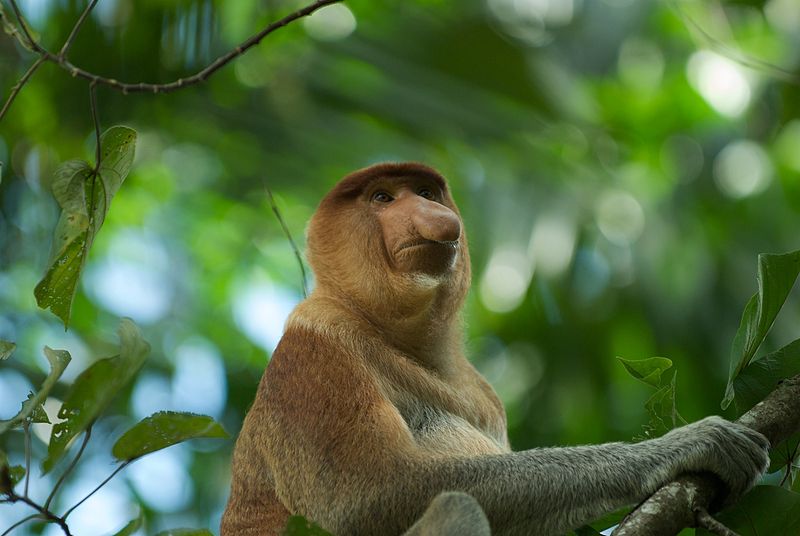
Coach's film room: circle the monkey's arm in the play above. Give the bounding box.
[413,417,768,536]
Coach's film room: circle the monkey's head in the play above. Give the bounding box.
[307,163,471,323]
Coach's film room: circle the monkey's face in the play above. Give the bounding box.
[368,177,461,277]
[307,163,471,318]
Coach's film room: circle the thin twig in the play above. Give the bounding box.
[694,507,740,536]
[1,513,41,536]
[89,82,101,168]
[58,0,100,58]
[44,427,92,511]
[7,0,40,51]
[6,493,72,536]
[0,55,46,122]
[62,461,128,520]
[3,0,342,96]
[0,6,35,52]
[265,184,308,298]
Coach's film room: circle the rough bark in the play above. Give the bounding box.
[613,374,800,536]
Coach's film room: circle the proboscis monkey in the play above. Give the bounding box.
[221,163,770,536]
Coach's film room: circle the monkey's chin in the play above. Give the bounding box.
[393,243,458,278]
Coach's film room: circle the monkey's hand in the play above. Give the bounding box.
[658,416,770,506]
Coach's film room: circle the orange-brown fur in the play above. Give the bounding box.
[222,163,508,535]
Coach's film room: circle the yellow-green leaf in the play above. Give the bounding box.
[43,319,149,473]
[113,411,228,462]
[34,127,137,328]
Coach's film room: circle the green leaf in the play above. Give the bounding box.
[573,526,603,535]
[0,450,9,493]
[768,430,800,474]
[641,372,686,439]
[25,392,51,424]
[154,530,214,536]
[587,506,629,532]
[98,126,137,202]
[723,250,800,409]
[283,516,334,536]
[8,465,25,487]
[697,486,800,535]
[34,126,137,328]
[617,356,673,388]
[111,512,144,536]
[113,411,229,462]
[0,340,15,360]
[732,338,800,415]
[0,347,71,434]
[0,451,23,494]
[34,160,93,328]
[43,319,149,473]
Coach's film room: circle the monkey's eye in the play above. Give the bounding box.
[372,191,393,203]
[417,188,435,200]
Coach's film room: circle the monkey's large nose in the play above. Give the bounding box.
[411,200,461,243]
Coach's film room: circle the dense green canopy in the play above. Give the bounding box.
[1,0,799,534]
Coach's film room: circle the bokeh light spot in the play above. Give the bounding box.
[713,140,772,199]
[232,277,300,353]
[687,51,751,117]
[480,247,532,313]
[528,214,575,277]
[595,190,645,246]
[303,4,356,41]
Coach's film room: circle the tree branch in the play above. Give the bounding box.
[6,0,40,52]
[614,374,800,535]
[1,0,342,100]
[89,82,100,168]
[0,55,45,121]
[58,0,99,58]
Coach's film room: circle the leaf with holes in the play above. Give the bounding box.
[43,319,149,473]
[23,392,51,424]
[0,347,70,435]
[722,250,800,409]
[113,412,228,462]
[34,126,137,328]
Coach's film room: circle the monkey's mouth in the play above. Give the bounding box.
[395,240,458,255]
[393,240,459,275]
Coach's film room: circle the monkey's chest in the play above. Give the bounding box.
[400,405,507,457]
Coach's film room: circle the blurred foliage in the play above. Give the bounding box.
[1,0,800,534]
